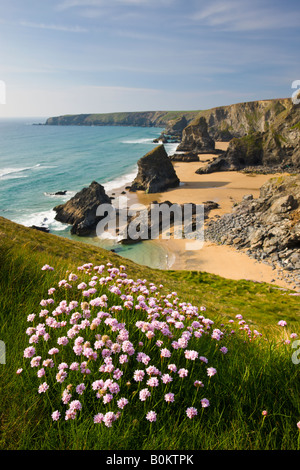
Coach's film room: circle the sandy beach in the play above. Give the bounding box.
[109,142,293,290]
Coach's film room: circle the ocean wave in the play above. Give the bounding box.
[121,138,155,144]
[0,163,57,180]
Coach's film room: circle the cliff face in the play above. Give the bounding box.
[182,98,291,142]
[197,100,300,174]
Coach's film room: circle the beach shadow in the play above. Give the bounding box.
[178,180,230,190]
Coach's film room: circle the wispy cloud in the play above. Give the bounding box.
[19,20,88,33]
[190,1,300,31]
[56,0,175,11]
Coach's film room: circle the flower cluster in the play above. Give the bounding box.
[23,261,297,429]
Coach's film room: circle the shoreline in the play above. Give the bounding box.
[110,141,295,291]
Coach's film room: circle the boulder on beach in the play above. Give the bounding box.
[129,145,180,193]
[53,181,112,236]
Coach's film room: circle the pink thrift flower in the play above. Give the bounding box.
[220,346,228,354]
[278,320,287,327]
[186,407,197,419]
[65,409,77,421]
[76,383,86,395]
[57,336,69,346]
[38,382,49,394]
[69,400,82,411]
[207,367,217,377]
[160,348,171,358]
[51,410,61,421]
[139,388,151,401]
[164,393,175,403]
[184,350,198,360]
[24,346,36,358]
[16,368,23,375]
[94,413,104,423]
[117,398,129,409]
[103,411,117,428]
[48,347,59,355]
[147,377,159,387]
[178,368,188,378]
[162,374,173,384]
[262,410,268,416]
[133,370,145,382]
[199,356,208,363]
[194,380,204,388]
[30,356,41,368]
[37,368,45,378]
[103,394,113,404]
[146,410,157,422]
[201,398,210,408]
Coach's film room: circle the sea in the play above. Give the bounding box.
[0,117,178,269]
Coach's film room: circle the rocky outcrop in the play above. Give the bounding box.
[54,181,111,236]
[196,101,300,174]
[129,145,180,193]
[176,117,215,154]
[183,98,291,142]
[154,116,189,143]
[119,200,219,244]
[205,175,300,289]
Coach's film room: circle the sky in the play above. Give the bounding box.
[0,0,299,118]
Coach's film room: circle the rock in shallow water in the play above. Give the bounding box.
[53,181,111,236]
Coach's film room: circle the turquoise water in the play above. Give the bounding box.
[0,118,177,269]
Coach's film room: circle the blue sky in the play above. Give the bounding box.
[0,0,299,117]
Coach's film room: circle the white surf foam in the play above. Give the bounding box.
[103,168,137,193]
[15,209,68,232]
[121,138,155,144]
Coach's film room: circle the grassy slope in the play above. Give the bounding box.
[0,216,299,450]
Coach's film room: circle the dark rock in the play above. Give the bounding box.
[129,145,180,193]
[54,190,67,196]
[118,200,217,244]
[177,117,215,154]
[31,225,50,233]
[205,174,300,287]
[54,181,112,236]
[170,153,200,162]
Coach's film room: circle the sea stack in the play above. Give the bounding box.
[129,145,180,193]
[176,116,215,154]
[53,181,111,236]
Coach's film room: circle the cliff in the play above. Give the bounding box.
[45,110,200,128]
[197,99,300,174]
[182,98,292,142]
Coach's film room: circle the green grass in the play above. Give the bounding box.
[0,216,300,450]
